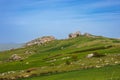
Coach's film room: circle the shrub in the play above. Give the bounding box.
[92,52,105,57]
[71,54,78,61]
[65,60,71,65]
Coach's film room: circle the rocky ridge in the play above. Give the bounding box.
[25,31,95,46]
[25,36,55,46]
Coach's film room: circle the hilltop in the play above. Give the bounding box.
[0,31,120,80]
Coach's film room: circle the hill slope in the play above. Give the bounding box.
[0,34,120,80]
[21,64,120,80]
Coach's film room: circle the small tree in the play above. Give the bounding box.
[65,60,71,65]
[71,54,78,61]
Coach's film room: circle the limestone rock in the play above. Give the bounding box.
[9,54,22,61]
[25,36,55,46]
[87,53,94,58]
[69,31,81,38]
[87,52,105,58]
[24,51,33,55]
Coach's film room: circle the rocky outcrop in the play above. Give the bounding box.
[9,54,22,61]
[25,36,55,46]
[68,31,96,39]
[83,33,95,38]
[69,31,81,38]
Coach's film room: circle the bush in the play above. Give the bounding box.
[92,52,105,57]
[65,60,71,65]
[71,54,78,61]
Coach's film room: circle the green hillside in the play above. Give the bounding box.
[20,64,120,80]
[0,35,120,80]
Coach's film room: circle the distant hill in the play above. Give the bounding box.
[0,43,23,51]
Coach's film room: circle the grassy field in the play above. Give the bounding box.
[0,35,120,80]
[20,64,120,80]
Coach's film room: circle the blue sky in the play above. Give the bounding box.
[0,0,120,43]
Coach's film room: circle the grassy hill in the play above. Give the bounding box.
[0,35,120,80]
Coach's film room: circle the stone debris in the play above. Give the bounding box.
[25,36,55,46]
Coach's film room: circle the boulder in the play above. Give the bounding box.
[87,52,105,58]
[87,53,94,58]
[9,54,22,61]
[69,31,81,38]
[24,51,33,55]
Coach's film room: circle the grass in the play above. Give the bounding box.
[0,35,120,79]
[20,64,120,80]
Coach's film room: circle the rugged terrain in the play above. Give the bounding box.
[0,32,120,80]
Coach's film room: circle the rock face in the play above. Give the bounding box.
[69,31,81,38]
[25,36,55,46]
[9,54,22,61]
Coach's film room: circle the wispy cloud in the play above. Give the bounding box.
[82,0,120,9]
[0,0,120,43]
[2,0,120,24]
